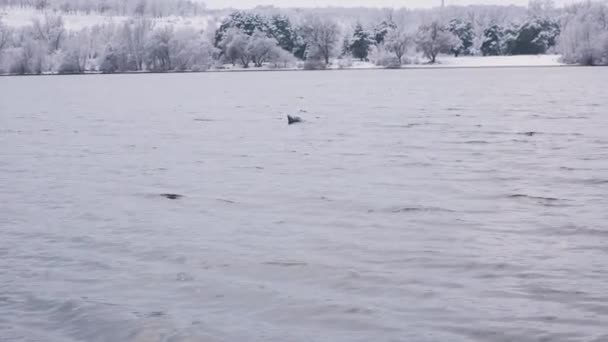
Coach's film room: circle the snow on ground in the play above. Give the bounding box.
[0,7,212,31]
[424,54,564,68]
[336,55,564,70]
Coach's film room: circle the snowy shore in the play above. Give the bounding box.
[0,55,570,77]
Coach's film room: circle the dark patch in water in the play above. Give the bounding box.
[377,206,455,214]
[160,194,183,200]
[264,261,307,267]
[194,118,214,122]
[509,194,561,201]
[464,140,490,144]
[508,194,571,207]
[147,311,166,318]
[520,132,537,137]
[217,198,236,204]
[579,179,608,185]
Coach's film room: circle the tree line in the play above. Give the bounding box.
[0,0,607,75]
[0,0,206,16]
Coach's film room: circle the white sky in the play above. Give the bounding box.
[203,0,577,9]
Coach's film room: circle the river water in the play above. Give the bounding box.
[1,68,608,342]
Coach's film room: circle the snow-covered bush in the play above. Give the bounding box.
[369,44,400,68]
[336,57,353,69]
[303,58,327,70]
[268,46,297,69]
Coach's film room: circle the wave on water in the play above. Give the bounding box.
[368,206,455,214]
[508,194,574,207]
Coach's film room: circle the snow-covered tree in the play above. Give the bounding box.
[559,1,608,65]
[145,26,172,71]
[170,28,216,71]
[373,20,397,44]
[269,14,296,53]
[339,34,351,58]
[8,37,47,74]
[268,47,296,68]
[448,18,474,56]
[506,17,559,54]
[528,0,556,18]
[300,15,340,65]
[58,29,91,73]
[349,23,374,61]
[30,14,65,52]
[215,11,270,46]
[415,21,459,63]
[481,24,504,56]
[218,27,250,67]
[247,29,280,67]
[384,28,412,65]
[0,19,12,55]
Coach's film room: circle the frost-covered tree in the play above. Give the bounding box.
[247,29,280,67]
[349,23,374,61]
[300,16,340,65]
[481,24,504,56]
[8,37,47,74]
[127,19,154,71]
[58,29,91,73]
[0,19,12,55]
[415,21,459,63]
[145,26,172,71]
[170,28,216,71]
[528,0,556,18]
[215,11,270,46]
[373,20,397,44]
[268,47,296,68]
[384,28,412,65]
[30,14,65,52]
[34,0,49,10]
[218,27,250,67]
[448,18,474,56]
[292,31,308,60]
[559,1,608,65]
[509,17,559,54]
[269,15,296,53]
[339,34,351,58]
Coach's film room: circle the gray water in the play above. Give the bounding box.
[1,68,608,342]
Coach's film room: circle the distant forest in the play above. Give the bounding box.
[0,0,607,74]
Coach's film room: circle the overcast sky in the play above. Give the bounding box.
[203,0,576,9]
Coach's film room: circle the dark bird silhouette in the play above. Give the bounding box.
[288,115,303,125]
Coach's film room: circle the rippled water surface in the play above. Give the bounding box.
[1,68,608,342]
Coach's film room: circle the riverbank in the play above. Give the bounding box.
[0,55,574,77]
